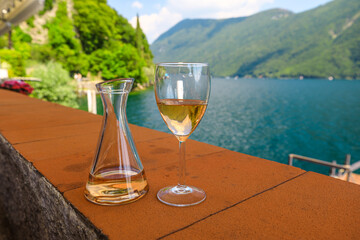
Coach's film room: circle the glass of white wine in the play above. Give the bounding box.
[155,62,211,207]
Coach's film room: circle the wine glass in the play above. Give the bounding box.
[154,62,211,207]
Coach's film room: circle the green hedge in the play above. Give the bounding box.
[0,49,25,77]
[30,62,79,108]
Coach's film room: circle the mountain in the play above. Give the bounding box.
[151,0,360,79]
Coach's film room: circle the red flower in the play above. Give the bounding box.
[0,80,33,95]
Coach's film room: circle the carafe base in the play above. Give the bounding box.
[84,168,149,205]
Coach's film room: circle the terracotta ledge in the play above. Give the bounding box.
[0,89,360,239]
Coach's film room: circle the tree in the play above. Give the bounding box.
[73,0,117,54]
[0,49,25,77]
[45,1,86,74]
[136,14,144,58]
[135,14,153,65]
[30,62,79,108]
[89,44,147,84]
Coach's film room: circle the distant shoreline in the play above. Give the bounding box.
[213,76,360,81]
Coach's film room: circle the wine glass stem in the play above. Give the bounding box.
[178,140,186,187]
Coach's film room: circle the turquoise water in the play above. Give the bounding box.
[82,78,360,175]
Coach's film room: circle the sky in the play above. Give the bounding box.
[108,0,333,44]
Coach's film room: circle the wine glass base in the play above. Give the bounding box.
[157,185,206,207]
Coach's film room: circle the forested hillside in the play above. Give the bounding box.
[0,0,153,85]
[151,0,360,79]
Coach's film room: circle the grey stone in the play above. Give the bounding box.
[0,134,107,240]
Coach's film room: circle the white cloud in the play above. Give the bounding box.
[130,7,182,43]
[132,0,274,43]
[132,1,143,9]
[168,0,274,18]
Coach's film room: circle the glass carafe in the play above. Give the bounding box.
[84,79,149,205]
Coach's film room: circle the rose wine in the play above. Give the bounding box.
[157,99,207,141]
[85,167,148,205]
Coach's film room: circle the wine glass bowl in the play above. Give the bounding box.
[155,62,211,207]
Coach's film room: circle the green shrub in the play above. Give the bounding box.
[11,27,32,60]
[0,49,25,77]
[39,0,54,16]
[26,16,35,28]
[12,27,32,43]
[30,62,79,108]
[0,35,7,48]
[31,44,54,62]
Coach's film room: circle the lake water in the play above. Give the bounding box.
[81,78,360,175]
